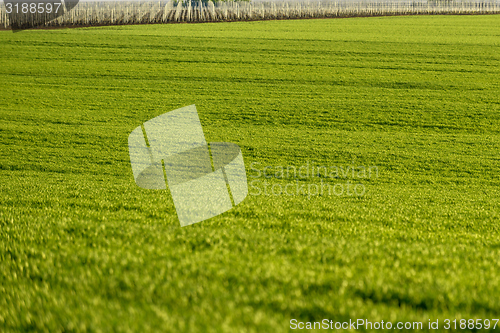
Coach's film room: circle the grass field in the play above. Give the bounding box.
[1,15,500,332]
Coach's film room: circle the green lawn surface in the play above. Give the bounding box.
[1,15,500,332]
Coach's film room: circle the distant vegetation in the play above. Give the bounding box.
[1,0,500,29]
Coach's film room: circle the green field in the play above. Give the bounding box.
[1,15,500,332]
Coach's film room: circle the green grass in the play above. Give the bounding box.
[1,15,500,332]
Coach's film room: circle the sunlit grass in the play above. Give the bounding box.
[1,15,500,332]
